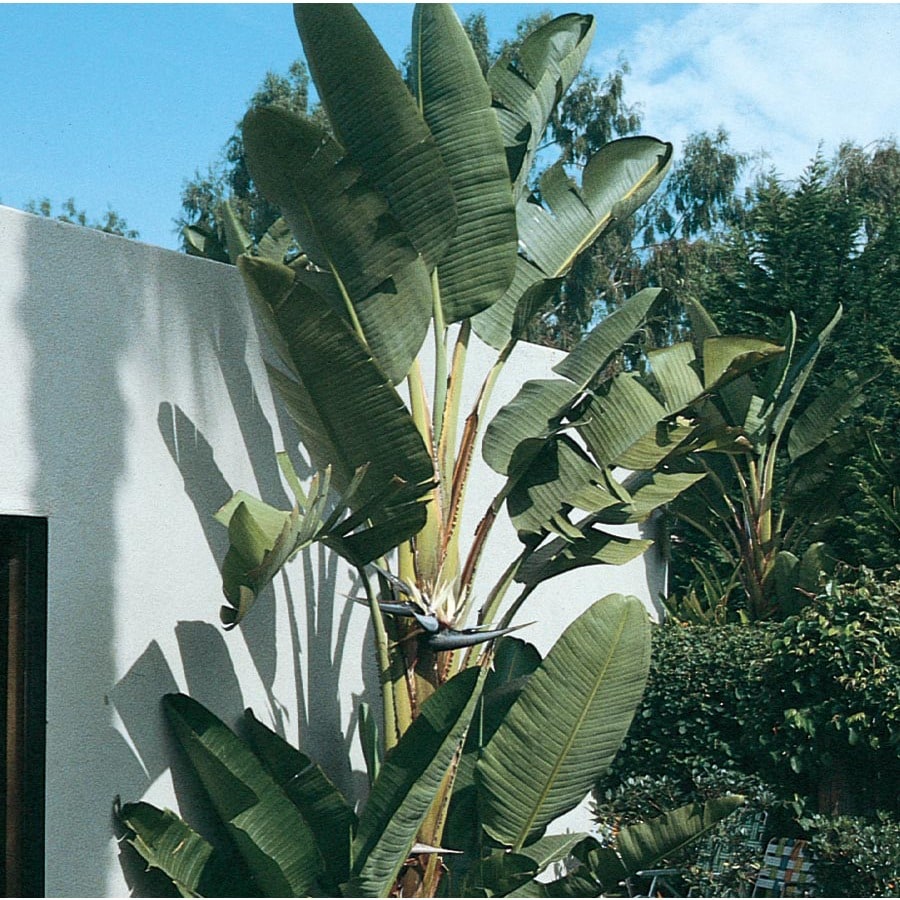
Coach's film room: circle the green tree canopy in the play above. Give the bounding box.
[22,196,139,238]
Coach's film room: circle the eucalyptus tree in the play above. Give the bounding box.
[675,141,900,581]
[120,5,764,895]
[22,196,139,238]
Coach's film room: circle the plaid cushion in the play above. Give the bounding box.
[754,838,816,897]
[696,809,768,877]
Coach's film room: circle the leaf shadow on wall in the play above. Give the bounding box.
[109,632,245,897]
[156,401,365,780]
[157,400,283,708]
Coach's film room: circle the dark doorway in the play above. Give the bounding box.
[1,517,47,898]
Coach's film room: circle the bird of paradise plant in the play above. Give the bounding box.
[119,6,769,895]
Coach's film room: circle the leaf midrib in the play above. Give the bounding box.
[512,604,630,850]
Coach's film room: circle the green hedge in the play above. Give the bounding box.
[803,812,900,897]
[603,623,776,796]
[597,570,900,894]
[761,567,900,815]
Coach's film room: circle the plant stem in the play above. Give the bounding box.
[444,338,517,571]
[431,270,449,458]
[438,321,471,520]
[360,568,400,750]
[407,357,442,584]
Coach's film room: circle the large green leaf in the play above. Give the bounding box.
[488,312,775,557]
[523,140,673,278]
[473,141,672,349]
[444,638,542,860]
[578,372,669,469]
[701,335,785,389]
[293,3,456,271]
[615,467,709,523]
[242,710,357,888]
[768,305,843,445]
[515,527,653,589]
[616,796,746,873]
[467,833,588,896]
[488,14,595,195]
[119,802,235,898]
[483,288,662,476]
[239,256,434,515]
[477,595,651,849]
[215,450,434,627]
[578,334,783,470]
[256,216,294,264]
[350,666,487,897]
[220,198,254,262]
[412,4,517,322]
[162,693,325,897]
[214,468,333,628]
[241,110,432,384]
[506,436,623,541]
[787,364,877,461]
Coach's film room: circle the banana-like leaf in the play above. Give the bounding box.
[508,869,607,898]
[163,693,325,897]
[682,300,786,438]
[616,796,746,874]
[768,305,843,445]
[510,461,702,587]
[787,364,878,461]
[241,109,433,384]
[579,334,783,471]
[242,709,357,888]
[615,468,709,523]
[516,527,653,589]
[506,435,623,540]
[239,257,434,516]
[444,638,542,859]
[701,335,785,389]
[119,801,233,898]
[523,141,673,279]
[220,199,254,262]
[468,833,588,896]
[488,14,595,195]
[478,595,651,849]
[473,141,672,349]
[293,3,456,271]
[215,456,435,626]
[412,4,518,322]
[611,417,699,471]
[256,216,295,264]
[182,221,229,263]
[349,665,487,897]
[784,428,863,522]
[490,315,777,552]
[484,289,661,476]
[215,471,332,628]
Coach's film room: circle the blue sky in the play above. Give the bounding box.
[2,3,898,252]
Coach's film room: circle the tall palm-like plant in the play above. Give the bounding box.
[121,6,770,895]
[672,300,879,619]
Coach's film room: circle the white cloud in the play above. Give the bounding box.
[592,4,900,179]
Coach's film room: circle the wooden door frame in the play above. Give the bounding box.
[1,516,47,898]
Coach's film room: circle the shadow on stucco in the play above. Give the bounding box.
[109,635,251,898]
[16,215,135,896]
[154,402,366,798]
[157,400,279,715]
[9,212,373,893]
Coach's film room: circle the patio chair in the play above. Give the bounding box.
[692,807,768,891]
[751,837,816,897]
[626,807,768,897]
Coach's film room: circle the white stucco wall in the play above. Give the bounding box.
[0,205,665,897]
